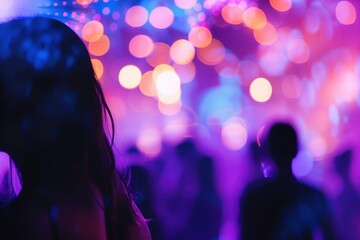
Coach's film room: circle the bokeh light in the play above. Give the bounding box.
[139,71,157,97]
[292,150,314,178]
[173,62,196,84]
[221,117,248,151]
[336,71,359,102]
[243,7,267,30]
[188,26,213,48]
[221,3,246,25]
[155,70,181,96]
[153,64,175,80]
[91,59,104,79]
[136,127,162,158]
[89,34,111,56]
[253,23,277,46]
[197,39,226,65]
[174,0,197,9]
[149,6,174,29]
[146,42,171,67]
[118,65,142,89]
[129,34,154,58]
[215,54,238,78]
[287,38,310,64]
[82,20,104,42]
[281,75,303,99]
[270,0,292,12]
[125,5,148,27]
[158,100,182,116]
[308,135,327,158]
[76,0,93,6]
[162,114,189,144]
[170,39,195,65]
[157,89,182,104]
[249,77,272,102]
[336,1,357,25]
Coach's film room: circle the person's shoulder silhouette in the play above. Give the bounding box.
[332,148,360,240]
[240,122,336,240]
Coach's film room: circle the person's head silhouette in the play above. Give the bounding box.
[0,17,150,239]
[267,122,298,178]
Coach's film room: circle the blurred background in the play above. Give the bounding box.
[1,0,360,239]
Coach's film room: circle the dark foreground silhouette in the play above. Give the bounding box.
[240,122,336,240]
[0,17,150,239]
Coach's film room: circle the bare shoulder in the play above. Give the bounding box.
[128,203,152,240]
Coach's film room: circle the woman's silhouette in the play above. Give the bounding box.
[0,17,151,239]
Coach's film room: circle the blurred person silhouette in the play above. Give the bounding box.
[332,149,360,240]
[177,155,222,240]
[157,138,202,239]
[0,17,151,239]
[240,122,336,240]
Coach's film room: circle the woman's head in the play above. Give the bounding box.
[0,17,112,189]
[0,16,136,238]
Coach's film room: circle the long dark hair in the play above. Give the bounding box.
[0,17,136,239]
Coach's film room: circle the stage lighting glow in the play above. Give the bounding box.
[129,34,154,58]
[91,59,104,79]
[243,7,267,30]
[249,77,272,103]
[221,3,246,25]
[146,42,171,67]
[158,100,182,116]
[253,23,277,46]
[155,71,181,96]
[270,0,292,12]
[287,38,310,64]
[82,20,104,42]
[173,62,196,84]
[221,117,248,151]
[175,0,197,10]
[170,39,195,65]
[336,1,357,25]
[139,71,157,97]
[89,34,111,56]
[149,6,174,29]
[197,39,226,65]
[281,75,303,99]
[125,5,149,28]
[188,26,212,48]
[118,65,142,89]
